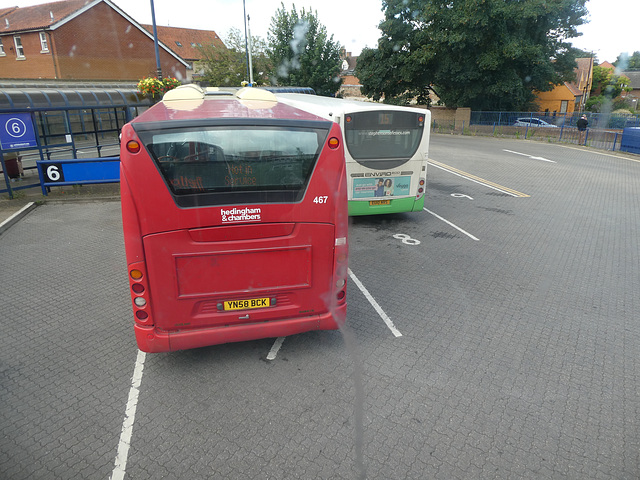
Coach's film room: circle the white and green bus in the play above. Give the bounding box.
[275,93,431,216]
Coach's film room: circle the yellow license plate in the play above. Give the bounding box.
[370,200,391,206]
[224,297,271,311]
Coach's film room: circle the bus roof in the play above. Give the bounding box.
[132,86,328,124]
[275,93,430,121]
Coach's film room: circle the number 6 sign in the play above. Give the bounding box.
[0,113,38,149]
[44,164,64,183]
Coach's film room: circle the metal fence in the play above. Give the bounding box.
[431,110,640,152]
[470,111,640,130]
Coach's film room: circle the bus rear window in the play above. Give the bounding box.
[136,125,328,207]
[344,111,424,169]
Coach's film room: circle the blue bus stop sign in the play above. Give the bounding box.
[0,113,38,149]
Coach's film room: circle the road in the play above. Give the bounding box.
[2,134,639,479]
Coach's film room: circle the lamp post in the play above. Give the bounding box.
[246,14,254,86]
[243,0,250,84]
[150,0,162,79]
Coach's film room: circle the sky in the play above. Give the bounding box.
[5,0,639,63]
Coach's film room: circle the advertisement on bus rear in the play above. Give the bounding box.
[352,176,411,199]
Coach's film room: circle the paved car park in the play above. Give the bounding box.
[2,135,640,479]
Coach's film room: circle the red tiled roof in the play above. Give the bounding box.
[0,7,19,18]
[598,61,615,70]
[142,25,226,61]
[342,75,361,86]
[565,81,583,97]
[0,0,94,33]
[572,57,593,93]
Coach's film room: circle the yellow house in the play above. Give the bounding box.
[534,57,593,114]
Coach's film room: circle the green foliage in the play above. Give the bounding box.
[196,41,244,87]
[586,95,635,114]
[585,95,604,112]
[196,28,270,87]
[614,51,640,70]
[267,3,343,96]
[356,0,588,110]
[225,28,271,85]
[590,65,632,99]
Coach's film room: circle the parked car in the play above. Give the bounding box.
[513,117,558,128]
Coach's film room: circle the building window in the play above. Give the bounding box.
[39,32,49,52]
[0,38,5,56]
[175,41,182,47]
[14,35,25,58]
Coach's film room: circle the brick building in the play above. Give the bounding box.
[0,0,189,82]
[141,25,226,82]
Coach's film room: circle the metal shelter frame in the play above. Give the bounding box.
[1,86,152,198]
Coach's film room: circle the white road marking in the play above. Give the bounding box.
[555,143,640,163]
[348,268,402,337]
[423,208,480,241]
[110,350,146,480]
[393,233,420,245]
[428,160,525,197]
[503,149,556,163]
[267,337,286,360]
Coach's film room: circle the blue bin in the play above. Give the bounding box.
[620,127,640,154]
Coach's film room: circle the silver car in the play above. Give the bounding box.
[513,117,558,128]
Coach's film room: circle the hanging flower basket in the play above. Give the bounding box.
[137,76,181,102]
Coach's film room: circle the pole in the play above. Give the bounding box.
[150,0,162,79]
[151,0,162,79]
[243,0,250,83]
[247,14,254,86]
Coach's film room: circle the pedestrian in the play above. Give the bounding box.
[577,114,588,145]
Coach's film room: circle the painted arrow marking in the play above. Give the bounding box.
[503,149,556,163]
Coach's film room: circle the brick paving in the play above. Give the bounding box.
[1,136,639,479]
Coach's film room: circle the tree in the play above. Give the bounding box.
[197,28,270,87]
[614,51,640,70]
[267,3,343,96]
[590,65,631,98]
[586,64,632,112]
[356,0,588,110]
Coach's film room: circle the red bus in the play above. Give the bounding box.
[119,86,348,353]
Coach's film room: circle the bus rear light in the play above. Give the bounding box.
[337,290,346,301]
[132,283,144,294]
[328,137,340,149]
[130,269,143,280]
[416,177,427,200]
[345,115,352,123]
[134,297,147,307]
[336,278,346,288]
[126,140,141,153]
[136,311,148,321]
